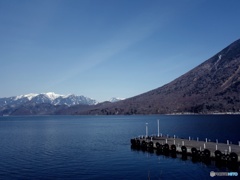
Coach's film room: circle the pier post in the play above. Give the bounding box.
[174,135,176,139]
[161,133,162,137]
[145,123,148,138]
[204,143,206,149]
[227,140,229,145]
[182,141,184,146]
[174,139,175,145]
[166,139,167,143]
[216,144,218,150]
[157,119,159,137]
[151,137,152,141]
[229,146,231,153]
[205,138,207,143]
[189,136,190,141]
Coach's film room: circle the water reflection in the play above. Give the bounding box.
[131,146,239,172]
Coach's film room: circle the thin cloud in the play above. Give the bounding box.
[50,10,167,87]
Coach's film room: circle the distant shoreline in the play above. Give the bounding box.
[166,112,240,115]
[2,112,240,117]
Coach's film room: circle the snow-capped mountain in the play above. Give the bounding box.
[109,97,125,102]
[0,92,98,107]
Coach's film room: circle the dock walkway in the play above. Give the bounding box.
[131,136,240,162]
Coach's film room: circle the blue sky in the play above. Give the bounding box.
[0,0,240,102]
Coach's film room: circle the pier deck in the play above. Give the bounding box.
[131,136,240,162]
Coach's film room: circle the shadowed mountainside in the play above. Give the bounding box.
[71,39,240,115]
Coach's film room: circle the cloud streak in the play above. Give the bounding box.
[50,8,167,87]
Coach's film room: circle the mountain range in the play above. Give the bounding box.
[0,92,97,106]
[0,92,125,115]
[0,92,97,115]
[1,39,240,115]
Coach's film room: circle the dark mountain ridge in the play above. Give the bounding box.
[72,39,240,115]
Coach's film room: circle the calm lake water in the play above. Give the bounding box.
[0,115,239,179]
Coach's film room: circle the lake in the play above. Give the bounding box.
[0,115,239,179]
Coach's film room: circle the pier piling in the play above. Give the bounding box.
[131,121,240,165]
[131,135,240,163]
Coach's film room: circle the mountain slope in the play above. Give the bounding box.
[73,39,240,115]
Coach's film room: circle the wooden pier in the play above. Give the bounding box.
[130,121,240,165]
[131,135,240,163]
